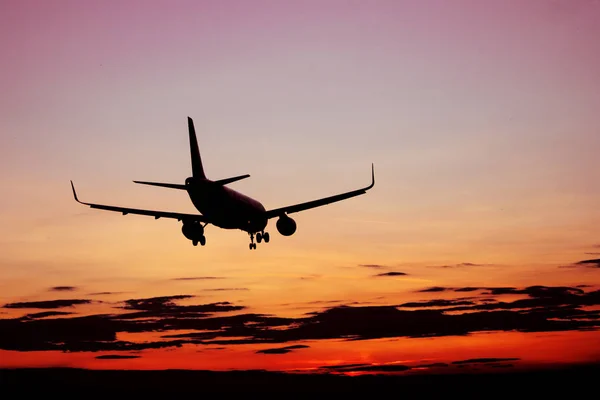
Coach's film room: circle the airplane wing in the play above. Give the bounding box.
[263,164,374,219]
[70,181,209,223]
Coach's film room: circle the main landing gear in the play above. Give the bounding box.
[249,231,270,250]
[192,235,206,247]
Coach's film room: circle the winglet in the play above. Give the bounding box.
[366,163,375,190]
[70,180,83,204]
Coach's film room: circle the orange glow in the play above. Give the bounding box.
[2,330,598,372]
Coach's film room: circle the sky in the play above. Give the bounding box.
[1,0,600,374]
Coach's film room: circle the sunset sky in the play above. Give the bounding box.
[1,0,600,374]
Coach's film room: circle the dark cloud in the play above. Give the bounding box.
[575,259,600,268]
[88,292,125,296]
[452,358,520,365]
[202,288,249,292]
[306,300,345,305]
[417,286,587,298]
[418,287,448,292]
[122,295,195,311]
[400,299,475,308]
[96,355,141,360]
[1,286,599,353]
[3,299,91,309]
[480,287,518,295]
[359,264,387,269]
[118,295,244,320]
[375,272,408,277]
[49,286,77,292]
[417,363,449,368]
[480,286,585,297]
[256,345,309,354]
[430,262,489,269]
[20,311,73,320]
[454,287,480,292]
[350,364,411,372]
[171,277,225,281]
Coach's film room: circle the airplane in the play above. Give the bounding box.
[70,117,375,250]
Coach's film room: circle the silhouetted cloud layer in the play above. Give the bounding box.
[256,345,309,354]
[1,285,598,353]
[418,287,447,292]
[21,311,73,320]
[375,272,408,277]
[575,259,600,268]
[317,359,518,374]
[3,299,91,309]
[88,292,125,296]
[49,286,77,292]
[429,262,489,268]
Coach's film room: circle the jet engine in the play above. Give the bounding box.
[181,222,204,241]
[276,214,297,236]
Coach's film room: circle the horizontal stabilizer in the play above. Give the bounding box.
[133,181,187,190]
[213,174,250,185]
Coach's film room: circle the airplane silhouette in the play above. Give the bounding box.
[70,117,375,250]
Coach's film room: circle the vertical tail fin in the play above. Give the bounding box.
[187,117,206,179]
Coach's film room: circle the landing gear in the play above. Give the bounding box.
[192,235,205,247]
[183,222,207,247]
[249,231,269,249]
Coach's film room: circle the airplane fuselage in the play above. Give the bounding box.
[185,177,267,233]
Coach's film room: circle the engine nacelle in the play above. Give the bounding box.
[181,222,204,241]
[276,215,297,236]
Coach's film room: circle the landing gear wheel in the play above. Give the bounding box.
[199,235,206,246]
[263,232,270,243]
[192,240,198,246]
[249,232,257,249]
[256,232,263,243]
